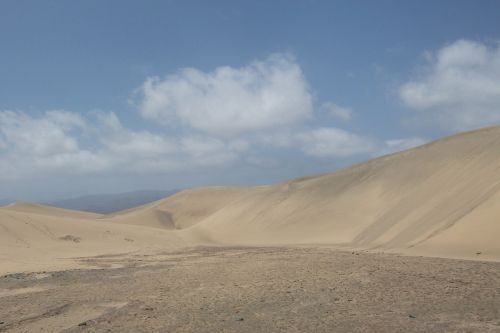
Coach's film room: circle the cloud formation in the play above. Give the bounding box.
[1,109,385,179]
[137,53,313,137]
[296,128,374,157]
[0,53,427,183]
[320,102,353,121]
[400,40,500,131]
[0,110,243,179]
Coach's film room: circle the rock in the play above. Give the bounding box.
[78,321,88,326]
[237,317,244,321]
[59,235,81,243]
[409,314,416,319]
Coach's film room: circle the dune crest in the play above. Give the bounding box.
[3,202,102,219]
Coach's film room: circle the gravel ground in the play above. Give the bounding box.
[1,246,500,332]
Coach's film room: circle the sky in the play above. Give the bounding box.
[1,0,500,202]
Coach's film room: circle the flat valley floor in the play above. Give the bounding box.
[1,247,500,332]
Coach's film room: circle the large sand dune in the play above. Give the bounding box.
[180,126,500,261]
[2,125,500,274]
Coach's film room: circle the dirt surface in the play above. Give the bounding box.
[1,247,500,332]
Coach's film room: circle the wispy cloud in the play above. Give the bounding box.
[296,128,374,157]
[320,102,353,121]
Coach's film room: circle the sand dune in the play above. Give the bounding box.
[182,126,500,260]
[122,125,500,260]
[0,207,191,274]
[2,125,500,274]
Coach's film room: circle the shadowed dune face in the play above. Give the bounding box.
[2,126,500,274]
[103,187,261,230]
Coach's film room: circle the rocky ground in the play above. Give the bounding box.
[1,247,500,332]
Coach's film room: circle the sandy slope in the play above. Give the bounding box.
[0,207,192,274]
[2,125,500,274]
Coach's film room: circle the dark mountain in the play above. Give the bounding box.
[0,197,16,206]
[48,189,179,214]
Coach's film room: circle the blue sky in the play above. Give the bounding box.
[1,0,500,201]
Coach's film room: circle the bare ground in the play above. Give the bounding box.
[1,247,500,332]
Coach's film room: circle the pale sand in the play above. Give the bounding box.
[2,126,500,275]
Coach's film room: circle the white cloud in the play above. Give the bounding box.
[96,112,177,157]
[136,53,313,137]
[105,131,175,157]
[0,111,83,157]
[0,110,245,179]
[45,110,88,130]
[320,102,353,121]
[296,127,375,157]
[400,39,500,131]
[33,151,111,174]
[2,54,419,185]
[0,111,111,177]
[245,155,279,168]
[257,130,296,148]
[0,108,429,186]
[295,128,427,158]
[0,108,395,180]
[180,136,239,166]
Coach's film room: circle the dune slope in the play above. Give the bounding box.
[102,187,261,230]
[133,126,500,260]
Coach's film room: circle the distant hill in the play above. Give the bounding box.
[0,198,19,206]
[0,198,16,206]
[48,190,179,214]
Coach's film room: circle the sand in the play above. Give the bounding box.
[0,204,192,274]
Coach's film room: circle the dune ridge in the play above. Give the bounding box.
[3,202,102,219]
[2,125,500,274]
